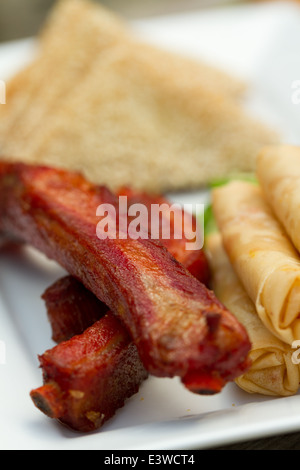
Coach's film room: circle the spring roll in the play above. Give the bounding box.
[212,180,300,345]
[257,145,300,255]
[206,232,300,396]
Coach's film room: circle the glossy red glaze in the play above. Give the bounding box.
[42,275,110,343]
[30,314,148,432]
[0,162,251,392]
[117,186,210,286]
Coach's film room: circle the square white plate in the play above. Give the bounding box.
[1,0,300,450]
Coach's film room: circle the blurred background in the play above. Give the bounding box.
[0,0,264,43]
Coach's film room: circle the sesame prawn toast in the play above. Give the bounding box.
[0,0,249,183]
[20,40,276,193]
[0,0,83,149]
[0,0,130,159]
[0,0,275,194]
[0,161,251,394]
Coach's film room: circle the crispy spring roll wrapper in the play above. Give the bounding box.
[212,180,300,345]
[206,232,300,396]
[30,313,148,432]
[0,162,251,394]
[257,145,300,255]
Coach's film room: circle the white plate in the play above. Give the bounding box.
[1,1,300,451]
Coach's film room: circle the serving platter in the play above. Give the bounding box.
[1,0,300,450]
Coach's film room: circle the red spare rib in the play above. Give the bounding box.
[0,162,251,393]
[42,275,110,343]
[30,275,147,432]
[117,186,210,286]
[31,313,148,432]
